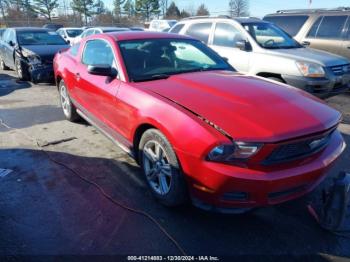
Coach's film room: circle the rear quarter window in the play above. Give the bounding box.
[186,23,212,44]
[263,15,309,36]
[169,24,185,34]
[307,15,348,39]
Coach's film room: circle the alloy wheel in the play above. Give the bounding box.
[143,140,172,195]
[60,84,71,117]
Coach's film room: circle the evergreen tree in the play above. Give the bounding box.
[196,4,209,16]
[123,0,134,17]
[165,1,179,18]
[135,0,159,21]
[114,0,126,18]
[71,0,97,25]
[33,0,59,21]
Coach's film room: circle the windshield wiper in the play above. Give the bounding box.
[133,74,170,82]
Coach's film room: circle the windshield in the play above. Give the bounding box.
[242,22,302,49]
[119,39,233,82]
[17,31,67,45]
[66,29,83,37]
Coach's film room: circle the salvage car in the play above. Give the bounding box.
[0,27,69,82]
[54,32,346,212]
[171,17,350,98]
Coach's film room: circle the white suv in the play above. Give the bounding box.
[170,17,350,97]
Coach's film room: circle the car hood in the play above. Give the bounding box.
[21,44,69,61]
[268,47,349,67]
[135,71,341,142]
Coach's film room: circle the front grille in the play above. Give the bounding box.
[331,64,350,75]
[263,130,334,165]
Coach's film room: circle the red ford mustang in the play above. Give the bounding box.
[54,32,346,213]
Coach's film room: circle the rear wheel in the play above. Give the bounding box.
[0,56,9,70]
[139,129,188,206]
[59,80,81,122]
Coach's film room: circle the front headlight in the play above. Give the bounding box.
[207,142,262,163]
[296,61,325,78]
[27,55,41,65]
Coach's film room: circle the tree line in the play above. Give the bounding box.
[0,0,249,27]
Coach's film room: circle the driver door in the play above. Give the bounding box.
[76,39,122,131]
[209,22,251,73]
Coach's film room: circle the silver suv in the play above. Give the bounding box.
[170,17,350,97]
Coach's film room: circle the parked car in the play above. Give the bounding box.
[71,26,129,45]
[0,27,69,82]
[43,23,63,31]
[264,8,350,60]
[171,17,350,98]
[149,19,177,32]
[56,27,83,45]
[54,31,345,212]
[130,27,145,31]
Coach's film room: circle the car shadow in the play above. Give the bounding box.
[0,73,32,97]
[0,144,348,257]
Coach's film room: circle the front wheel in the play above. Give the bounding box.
[59,80,81,122]
[15,57,29,81]
[139,129,188,206]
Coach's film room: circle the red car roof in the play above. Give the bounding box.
[105,31,193,41]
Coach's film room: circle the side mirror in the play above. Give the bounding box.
[66,39,70,44]
[87,64,117,78]
[235,40,251,51]
[222,57,229,62]
[8,40,15,47]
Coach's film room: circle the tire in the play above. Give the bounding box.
[139,129,188,206]
[0,56,9,70]
[59,80,81,122]
[15,57,29,81]
[267,76,284,83]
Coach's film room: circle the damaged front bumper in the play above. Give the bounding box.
[28,63,54,83]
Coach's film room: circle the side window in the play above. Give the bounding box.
[169,24,185,34]
[82,40,115,67]
[57,29,65,38]
[8,30,16,44]
[2,29,10,42]
[70,44,80,56]
[308,16,347,39]
[85,29,95,37]
[186,23,212,44]
[213,23,245,48]
[307,17,322,38]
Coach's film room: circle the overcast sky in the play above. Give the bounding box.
[169,0,350,17]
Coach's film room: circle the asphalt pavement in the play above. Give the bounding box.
[0,70,350,260]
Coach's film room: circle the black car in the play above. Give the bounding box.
[43,23,63,31]
[0,27,69,83]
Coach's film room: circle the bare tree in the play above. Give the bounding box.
[229,0,249,17]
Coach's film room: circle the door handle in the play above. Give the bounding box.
[347,46,350,49]
[302,41,310,46]
[75,73,80,80]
